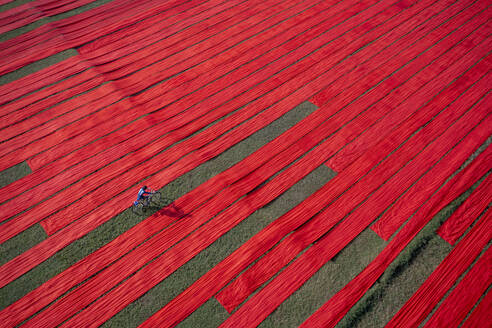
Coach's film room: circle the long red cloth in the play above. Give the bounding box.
[423,247,492,328]
[102,0,322,92]
[78,0,208,59]
[1,61,394,325]
[214,92,491,327]
[461,289,492,328]
[437,173,492,245]
[0,56,83,107]
[39,0,480,238]
[0,0,446,209]
[0,80,119,144]
[0,0,309,207]
[215,57,492,312]
[0,0,189,75]
[370,80,492,239]
[137,70,492,328]
[0,0,408,287]
[27,0,339,170]
[53,12,484,326]
[298,146,492,328]
[87,0,268,73]
[222,176,492,328]
[385,209,492,327]
[0,61,93,121]
[19,5,467,321]
[30,0,398,237]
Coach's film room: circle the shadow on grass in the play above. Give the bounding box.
[138,198,190,220]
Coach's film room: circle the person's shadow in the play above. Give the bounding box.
[150,198,189,219]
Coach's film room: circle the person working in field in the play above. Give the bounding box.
[134,185,152,205]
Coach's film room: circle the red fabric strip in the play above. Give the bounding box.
[437,173,492,245]
[460,288,492,328]
[0,59,91,119]
[0,56,83,107]
[0,0,462,292]
[0,0,312,203]
[371,88,491,240]
[37,0,109,16]
[19,2,448,318]
[28,0,319,170]
[137,63,491,328]
[216,58,491,312]
[35,0,396,236]
[20,2,438,326]
[386,210,492,327]
[215,21,492,310]
[0,0,392,275]
[0,80,117,144]
[311,0,489,108]
[85,0,252,66]
[0,9,44,35]
[79,0,205,58]
[214,88,491,323]
[1,44,404,324]
[222,171,492,328]
[299,146,492,328]
[90,0,266,77]
[423,247,492,328]
[107,0,318,93]
[0,3,38,25]
[0,0,187,75]
[0,68,101,134]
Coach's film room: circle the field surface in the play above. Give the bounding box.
[0,0,490,327]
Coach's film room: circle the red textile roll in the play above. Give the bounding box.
[299,146,492,328]
[423,247,492,328]
[437,173,492,245]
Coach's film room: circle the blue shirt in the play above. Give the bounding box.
[136,188,151,201]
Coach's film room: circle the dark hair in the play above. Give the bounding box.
[142,186,147,190]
